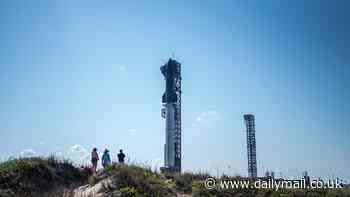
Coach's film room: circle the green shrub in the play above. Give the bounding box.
[0,157,89,196]
[120,186,138,197]
[0,158,34,176]
[174,172,193,193]
[106,163,173,196]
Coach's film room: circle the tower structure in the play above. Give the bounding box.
[244,114,257,178]
[161,58,182,172]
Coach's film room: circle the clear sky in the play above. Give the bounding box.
[0,0,349,180]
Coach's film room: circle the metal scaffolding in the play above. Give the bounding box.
[244,114,257,178]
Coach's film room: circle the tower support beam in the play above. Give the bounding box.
[244,114,257,178]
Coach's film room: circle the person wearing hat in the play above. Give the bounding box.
[102,148,111,169]
[91,148,99,173]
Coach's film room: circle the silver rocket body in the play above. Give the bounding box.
[163,103,176,168]
[161,58,181,172]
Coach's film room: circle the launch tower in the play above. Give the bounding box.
[244,114,257,178]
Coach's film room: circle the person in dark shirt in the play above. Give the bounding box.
[91,148,99,173]
[117,149,125,163]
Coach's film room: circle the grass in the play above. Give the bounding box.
[104,164,350,197]
[0,156,90,197]
[104,163,173,196]
[0,158,35,176]
[1,158,349,197]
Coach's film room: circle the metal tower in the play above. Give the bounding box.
[161,58,182,172]
[244,114,257,178]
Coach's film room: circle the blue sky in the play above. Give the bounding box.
[0,0,349,180]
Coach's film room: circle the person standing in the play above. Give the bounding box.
[117,149,125,164]
[102,149,111,169]
[91,148,99,173]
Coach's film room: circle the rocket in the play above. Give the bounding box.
[161,58,182,172]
